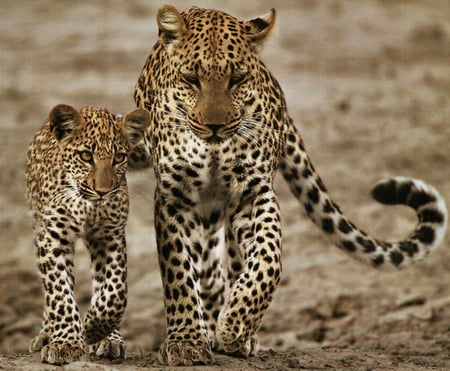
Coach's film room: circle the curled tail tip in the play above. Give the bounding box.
[372,176,447,213]
[371,176,420,205]
[370,176,447,264]
[371,176,448,228]
[371,178,400,205]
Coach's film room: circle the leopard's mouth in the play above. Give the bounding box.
[197,121,241,144]
[193,127,228,143]
[205,134,226,144]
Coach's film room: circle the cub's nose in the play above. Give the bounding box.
[96,190,109,197]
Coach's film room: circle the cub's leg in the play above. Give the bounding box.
[83,228,128,360]
[32,225,85,365]
[216,187,282,357]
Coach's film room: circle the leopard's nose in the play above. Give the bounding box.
[205,123,224,134]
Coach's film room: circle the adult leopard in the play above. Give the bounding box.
[133,5,448,366]
[27,104,150,364]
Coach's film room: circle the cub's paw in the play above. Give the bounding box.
[159,339,213,366]
[89,331,126,360]
[41,342,85,365]
[29,331,49,353]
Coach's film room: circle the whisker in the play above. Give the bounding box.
[236,127,258,145]
[241,119,287,135]
[142,99,289,147]
[243,121,288,143]
[46,186,82,208]
[238,122,287,148]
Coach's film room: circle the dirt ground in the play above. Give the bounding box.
[1,0,449,370]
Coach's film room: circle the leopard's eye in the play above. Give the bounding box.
[181,73,201,89]
[113,152,127,165]
[79,150,93,163]
[229,73,246,89]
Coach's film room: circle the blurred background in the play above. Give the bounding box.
[1,0,449,366]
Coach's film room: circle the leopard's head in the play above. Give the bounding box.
[156,5,276,143]
[49,104,150,201]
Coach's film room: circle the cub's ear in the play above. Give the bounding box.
[244,8,276,52]
[49,104,80,141]
[157,5,187,50]
[122,108,150,147]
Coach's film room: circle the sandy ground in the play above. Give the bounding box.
[1,0,449,369]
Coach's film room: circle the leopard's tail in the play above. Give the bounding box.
[280,125,448,269]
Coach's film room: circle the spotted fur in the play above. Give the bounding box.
[133,5,448,366]
[27,104,150,365]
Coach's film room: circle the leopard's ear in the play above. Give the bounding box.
[157,5,187,50]
[122,108,150,147]
[244,8,276,53]
[49,104,81,141]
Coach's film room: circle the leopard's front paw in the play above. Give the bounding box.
[41,342,85,365]
[159,339,213,366]
[216,330,260,357]
[216,312,260,357]
[89,330,126,360]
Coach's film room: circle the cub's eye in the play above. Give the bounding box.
[79,150,93,163]
[181,73,201,89]
[229,73,246,89]
[113,152,127,164]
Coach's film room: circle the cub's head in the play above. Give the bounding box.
[156,5,276,143]
[49,104,150,200]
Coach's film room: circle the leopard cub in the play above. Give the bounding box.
[26,104,149,365]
